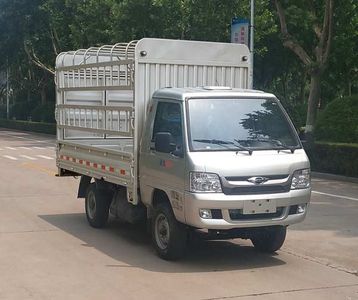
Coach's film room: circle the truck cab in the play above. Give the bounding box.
[139,87,310,258]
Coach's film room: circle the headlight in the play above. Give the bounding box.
[190,172,222,193]
[291,168,311,189]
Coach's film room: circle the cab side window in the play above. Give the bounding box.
[152,102,183,148]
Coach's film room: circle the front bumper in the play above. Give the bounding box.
[184,189,311,229]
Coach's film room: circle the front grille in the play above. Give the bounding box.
[222,174,290,195]
[229,207,284,220]
[225,175,288,181]
[222,185,290,195]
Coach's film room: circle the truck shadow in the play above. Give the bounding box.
[39,213,286,273]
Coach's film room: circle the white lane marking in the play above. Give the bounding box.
[33,146,46,150]
[3,155,17,160]
[0,148,3,151]
[0,131,54,144]
[36,155,53,160]
[19,147,31,150]
[312,191,358,202]
[5,147,17,150]
[47,146,55,150]
[20,155,37,160]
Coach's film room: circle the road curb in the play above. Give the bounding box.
[312,171,358,184]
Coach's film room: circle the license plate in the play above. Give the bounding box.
[243,199,276,215]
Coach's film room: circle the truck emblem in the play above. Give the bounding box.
[247,177,269,184]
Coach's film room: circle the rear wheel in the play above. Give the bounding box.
[250,226,287,253]
[85,183,112,228]
[152,203,187,260]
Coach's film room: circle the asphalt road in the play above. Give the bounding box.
[0,128,357,300]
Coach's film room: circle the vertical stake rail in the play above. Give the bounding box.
[96,110,99,129]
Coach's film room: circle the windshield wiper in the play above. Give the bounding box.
[194,139,252,155]
[253,138,297,153]
[233,140,253,155]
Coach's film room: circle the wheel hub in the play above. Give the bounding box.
[155,214,170,250]
[87,191,96,219]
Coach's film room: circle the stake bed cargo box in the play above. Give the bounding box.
[55,38,250,204]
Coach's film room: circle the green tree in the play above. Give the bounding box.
[274,0,334,137]
[0,0,55,118]
[0,0,355,128]
[322,0,357,100]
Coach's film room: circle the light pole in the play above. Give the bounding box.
[6,61,9,119]
[249,0,254,89]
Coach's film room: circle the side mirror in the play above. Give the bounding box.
[155,132,174,153]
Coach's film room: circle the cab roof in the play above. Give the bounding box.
[152,87,276,101]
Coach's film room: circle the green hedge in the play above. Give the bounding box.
[306,142,358,177]
[315,95,358,143]
[0,119,56,135]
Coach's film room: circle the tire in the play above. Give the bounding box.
[85,183,112,228]
[250,226,287,253]
[152,203,187,260]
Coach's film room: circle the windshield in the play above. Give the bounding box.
[187,98,300,152]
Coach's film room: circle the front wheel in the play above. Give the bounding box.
[152,203,187,260]
[85,183,112,228]
[250,226,287,253]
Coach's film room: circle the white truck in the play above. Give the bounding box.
[55,38,311,260]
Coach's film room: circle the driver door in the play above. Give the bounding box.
[140,100,186,221]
